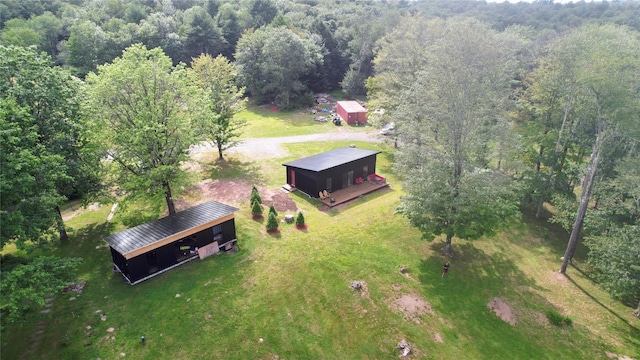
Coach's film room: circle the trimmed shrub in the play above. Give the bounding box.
[251,200,263,217]
[250,186,261,205]
[266,212,279,231]
[296,212,305,227]
[268,204,278,217]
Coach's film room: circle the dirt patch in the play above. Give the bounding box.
[433,332,444,343]
[176,179,252,210]
[389,293,435,321]
[175,180,296,212]
[260,189,298,212]
[487,297,517,326]
[605,351,637,360]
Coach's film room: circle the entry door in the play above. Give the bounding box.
[342,171,354,188]
[290,169,296,186]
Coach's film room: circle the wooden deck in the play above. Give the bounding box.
[319,181,389,207]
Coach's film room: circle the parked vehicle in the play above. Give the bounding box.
[380,122,395,136]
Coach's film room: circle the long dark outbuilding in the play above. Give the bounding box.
[283,147,381,199]
[104,201,238,285]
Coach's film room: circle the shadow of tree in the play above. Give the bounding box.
[506,211,589,265]
[204,158,264,184]
[565,267,640,336]
[418,241,587,358]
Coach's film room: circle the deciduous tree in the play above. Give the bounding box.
[189,54,245,160]
[377,18,523,255]
[0,45,96,246]
[236,26,323,109]
[542,25,640,274]
[85,44,198,215]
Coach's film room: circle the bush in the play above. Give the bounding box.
[296,212,305,227]
[545,309,572,326]
[269,204,278,217]
[563,316,573,326]
[266,212,279,231]
[251,200,263,217]
[250,186,261,205]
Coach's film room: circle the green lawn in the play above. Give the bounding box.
[238,104,335,138]
[2,111,639,359]
[237,104,373,139]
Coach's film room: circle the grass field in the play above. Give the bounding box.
[2,107,639,359]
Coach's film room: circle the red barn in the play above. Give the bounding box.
[336,101,368,125]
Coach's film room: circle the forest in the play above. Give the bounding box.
[1,0,640,356]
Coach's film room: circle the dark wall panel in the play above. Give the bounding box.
[127,255,149,283]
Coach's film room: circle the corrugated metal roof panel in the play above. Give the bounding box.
[282,147,380,172]
[337,101,367,113]
[104,201,238,256]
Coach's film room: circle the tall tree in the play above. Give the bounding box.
[374,18,523,255]
[85,44,198,215]
[546,25,640,274]
[1,256,82,326]
[248,0,278,28]
[0,45,95,246]
[585,225,640,314]
[181,5,226,61]
[215,4,242,59]
[236,26,323,108]
[66,20,106,77]
[189,54,246,160]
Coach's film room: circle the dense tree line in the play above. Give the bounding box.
[2,0,639,323]
[2,0,640,103]
[369,17,640,312]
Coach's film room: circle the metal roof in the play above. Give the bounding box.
[104,201,238,256]
[337,101,367,113]
[282,147,380,172]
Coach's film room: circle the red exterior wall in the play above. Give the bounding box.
[336,101,368,125]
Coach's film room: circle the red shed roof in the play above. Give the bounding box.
[337,101,367,113]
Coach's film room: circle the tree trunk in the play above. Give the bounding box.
[164,181,176,216]
[442,234,453,257]
[55,206,69,242]
[535,145,544,172]
[535,198,545,219]
[217,142,224,160]
[560,121,604,274]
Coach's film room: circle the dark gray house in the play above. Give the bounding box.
[282,147,381,198]
[104,201,238,285]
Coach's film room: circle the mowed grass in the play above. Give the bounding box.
[238,104,335,138]
[2,113,639,359]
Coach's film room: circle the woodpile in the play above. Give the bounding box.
[315,93,334,104]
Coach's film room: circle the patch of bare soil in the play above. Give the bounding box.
[260,188,298,212]
[487,297,517,326]
[433,332,444,343]
[176,179,252,210]
[175,180,297,212]
[605,351,637,360]
[389,293,435,322]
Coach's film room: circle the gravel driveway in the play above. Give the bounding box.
[191,127,383,159]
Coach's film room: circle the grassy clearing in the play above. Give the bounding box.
[238,104,374,139]
[2,114,639,359]
[238,104,335,138]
